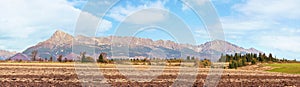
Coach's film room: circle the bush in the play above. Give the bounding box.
[82,56,95,62]
[229,60,238,69]
[251,59,257,65]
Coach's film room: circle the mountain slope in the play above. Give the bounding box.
[22,30,262,60]
[23,30,73,59]
[0,50,16,60]
[199,40,262,54]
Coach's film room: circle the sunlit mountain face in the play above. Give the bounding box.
[20,30,261,60]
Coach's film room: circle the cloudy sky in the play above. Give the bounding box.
[0,0,299,60]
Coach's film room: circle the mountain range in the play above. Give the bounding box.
[0,50,16,60]
[5,30,261,60]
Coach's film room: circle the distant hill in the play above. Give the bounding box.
[0,50,16,60]
[8,53,30,61]
[22,30,262,60]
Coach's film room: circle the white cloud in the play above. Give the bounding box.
[0,0,81,51]
[194,28,209,39]
[0,0,112,51]
[107,0,168,24]
[219,0,300,40]
[233,0,300,19]
[181,0,210,11]
[280,28,300,34]
[217,0,300,59]
[221,18,276,31]
[76,11,112,36]
[99,19,112,32]
[0,0,78,38]
[224,0,300,32]
[125,9,169,24]
[258,36,300,53]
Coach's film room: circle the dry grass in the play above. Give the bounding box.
[0,62,299,86]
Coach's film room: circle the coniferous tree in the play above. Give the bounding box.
[268,53,273,62]
[229,61,235,69]
[225,54,230,62]
[98,54,104,63]
[258,53,263,62]
[191,56,195,60]
[251,58,257,65]
[242,56,247,66]
[222,52,286,68]
[186,56,190,60]
[230,54,233,61]
[233,60,238,69]
[234,53,238,60]
[253,53,257,59]
[262,53,267,62]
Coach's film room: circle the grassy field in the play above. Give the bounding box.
[265,63,300,74]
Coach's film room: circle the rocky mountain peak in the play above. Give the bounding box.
[52,30,73,39]
[45,30,73,44]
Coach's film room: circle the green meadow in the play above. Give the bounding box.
[265,63,300,74]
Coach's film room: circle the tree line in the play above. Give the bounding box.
[221,53,297,69]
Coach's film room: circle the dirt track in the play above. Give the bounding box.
[0,63,299,87]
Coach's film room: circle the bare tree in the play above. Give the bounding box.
[57,55,63,62]
[31,50,38,61]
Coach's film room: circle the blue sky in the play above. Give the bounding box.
[0,0,299,60]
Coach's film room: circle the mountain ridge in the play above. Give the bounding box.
[0,50,17,60]
[20,30,262,60]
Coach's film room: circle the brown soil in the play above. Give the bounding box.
[0,63,299,87]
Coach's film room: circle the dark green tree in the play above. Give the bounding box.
[242,57,247,66]
[253,53,257,58]
[98,54,105,63]
[191,56,195,60]
[268,53,273,62]
[229,62,234,69]
[262,53,267,62]
[186,56,190,60]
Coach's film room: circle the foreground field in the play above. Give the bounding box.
[0,63,299,87]
[265,63,300,74]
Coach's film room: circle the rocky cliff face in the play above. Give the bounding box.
[22,30,262,60]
